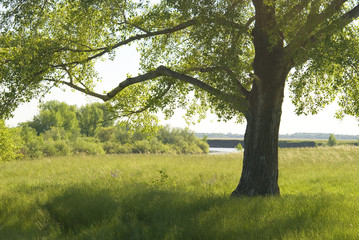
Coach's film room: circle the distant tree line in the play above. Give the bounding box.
[1,101,208,161]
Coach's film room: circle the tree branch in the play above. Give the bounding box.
[185,66,250,98]
[50,19,197,68]
[304,3,359,49]
[44,78,107,100]
[206,15,255,32]
[287,0,347,50]
[46,65,249,113]
[120,84,172,116]
[279,0,311,25]
[285,3,359,66]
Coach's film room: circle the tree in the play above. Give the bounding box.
[328,134,338,146]
[77,103,116,137]
[1,1,359,196]
[28,100,79,135]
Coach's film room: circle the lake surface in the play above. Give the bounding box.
[209,148,239,154]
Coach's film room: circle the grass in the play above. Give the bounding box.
[314,139,358,146]
[1,146,359,239]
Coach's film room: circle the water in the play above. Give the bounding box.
[209,147,239,154]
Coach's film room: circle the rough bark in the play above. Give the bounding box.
[231,82,285,197]
[231,20,291,197]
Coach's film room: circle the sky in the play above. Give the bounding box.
[5,46,359,135]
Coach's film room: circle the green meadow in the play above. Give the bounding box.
[1,146,359,239]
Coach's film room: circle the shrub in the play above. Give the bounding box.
[114,124,129,144]
[22,137,44,159]
[54,141,71,156]
[43,127,67,141]
[115,143,133,154]
[72,138,105,155]
[132,140,151,153]
[196,139,210,153]
[43,141,59,157]
[328,134,337,146]
[103,141,119,154]
[148,138,174,154]
[0,121,23,162]
[235,143,243,152]
[185,143,202,154]
[156,126,209,153]
[95,127,115,142]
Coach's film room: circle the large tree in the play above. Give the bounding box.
[1,0,359,196]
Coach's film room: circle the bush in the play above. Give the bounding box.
[132,140,151,153]
[43,141,59,157]
[114,124,130,144]
[54,141,71,156]
[42,140,71,157]
[103,141,119,154]
[18,112,210,157]
[43,127,67,141]
[95,127,115,142]
[235,143,243,152]
[115,143,133,154]
[22,138,44,159]
[0,121,23,162]
[156,126,209,154]
[72,138,105,155]
[328,134,337,147]
[196,139,210,153]
[148,138,174,154]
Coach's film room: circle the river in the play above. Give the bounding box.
[209,147,239,154]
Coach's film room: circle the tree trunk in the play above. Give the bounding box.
[231,22,291,197]
[231,82,285,197]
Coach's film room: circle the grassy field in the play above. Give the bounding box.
[1,146,359,239]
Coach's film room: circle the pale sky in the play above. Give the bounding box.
[6,46,359,135]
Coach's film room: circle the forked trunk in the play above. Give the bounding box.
[231,25,290,196]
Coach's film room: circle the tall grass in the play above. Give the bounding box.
[1,146,359,239]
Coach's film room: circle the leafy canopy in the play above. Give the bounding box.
[1,0,359,123]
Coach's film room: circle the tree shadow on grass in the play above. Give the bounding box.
[43,185,119,234]
[43,183,348,239]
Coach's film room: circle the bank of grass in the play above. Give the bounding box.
[1,146,359,239]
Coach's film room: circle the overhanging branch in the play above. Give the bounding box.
[185,66,250,98]
[46,65,249,113]
[120,83,172,116]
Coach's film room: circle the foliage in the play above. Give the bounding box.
[28,100,79,135]
[95,126,115,142]
[19,126,45,159]
[2,147,359,239]
[235,143,243,152]
[1,1,359,122]
[77,103,116,137]
[43,140,71,157]
[15,107,209,158]
[72,138,105,156]
[43,127,68,141]
[328,134,338,147]
[0,120,22,162]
